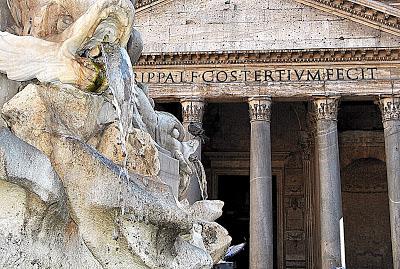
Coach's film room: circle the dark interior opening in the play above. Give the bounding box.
[154,102,182,121]
[337,101,383,131]
[217,175,278,268]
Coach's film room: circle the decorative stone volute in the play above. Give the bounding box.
[248,96,272,122]
[181,98,205,124]
[312,96,340,121]
[378,96,400,122]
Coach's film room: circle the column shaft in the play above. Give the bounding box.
[248,97,273,269]
[379,97,400,269]
[181,98,205,204]
[313,97,343,269]
[301,129,316,269]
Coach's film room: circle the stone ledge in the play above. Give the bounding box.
[136,47,400,66]
[135,0,173,12]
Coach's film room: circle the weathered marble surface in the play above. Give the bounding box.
[0,128,102,269]
[134,0,400,52]
[0,0,231,268]
[248,97,274,269]
[0,74,229,269]
[313,97,343,269]
[0,1,19,128]
[379,97,400,269]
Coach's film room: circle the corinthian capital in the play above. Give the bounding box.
[248,96,272,122]
[312,97,340,121]
[378,96,400,122]
[181,98,205,123]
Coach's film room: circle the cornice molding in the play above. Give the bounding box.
[135,0,172,12]
[136,47,400,66]
[294,0,400,36]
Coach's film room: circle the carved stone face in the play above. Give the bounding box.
[0,0,135,91]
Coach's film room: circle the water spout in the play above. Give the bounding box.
[102,43,136,238]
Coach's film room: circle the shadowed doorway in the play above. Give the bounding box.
[217,175,278,269]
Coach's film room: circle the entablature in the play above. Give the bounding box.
[134,48,400,102]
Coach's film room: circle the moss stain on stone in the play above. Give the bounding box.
[86,62,107,93]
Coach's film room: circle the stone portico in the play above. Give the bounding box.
[133,0,400,268]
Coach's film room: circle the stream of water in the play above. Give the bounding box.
[102,44,135,239]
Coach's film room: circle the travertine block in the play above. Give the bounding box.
[135,0,400,52]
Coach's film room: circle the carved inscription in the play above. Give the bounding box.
[135,67,378,84]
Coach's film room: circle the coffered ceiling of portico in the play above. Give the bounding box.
[134,0,400,52]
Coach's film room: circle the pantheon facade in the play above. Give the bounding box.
[133,0,400,268]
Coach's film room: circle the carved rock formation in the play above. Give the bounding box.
[0,0,231,268]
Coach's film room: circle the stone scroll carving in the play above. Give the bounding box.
[0,0,231,268]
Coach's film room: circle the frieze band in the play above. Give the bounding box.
[135,67,378,84]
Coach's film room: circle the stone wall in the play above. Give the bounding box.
[341,158,392,269]
[202,102,307,153]
[134,0,400,52]
[337,103,392,268]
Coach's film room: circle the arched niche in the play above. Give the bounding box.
[342,158,392,269]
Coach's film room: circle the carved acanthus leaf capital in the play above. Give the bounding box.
[248,97,272,122]
[378,96,400,122]
[312,97,340,121]
[181,98,205,123]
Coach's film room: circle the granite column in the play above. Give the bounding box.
[248,96,273,269]
[313,97,344,269]
[379,97,400,269]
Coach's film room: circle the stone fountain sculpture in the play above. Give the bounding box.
[0,0,231,268]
